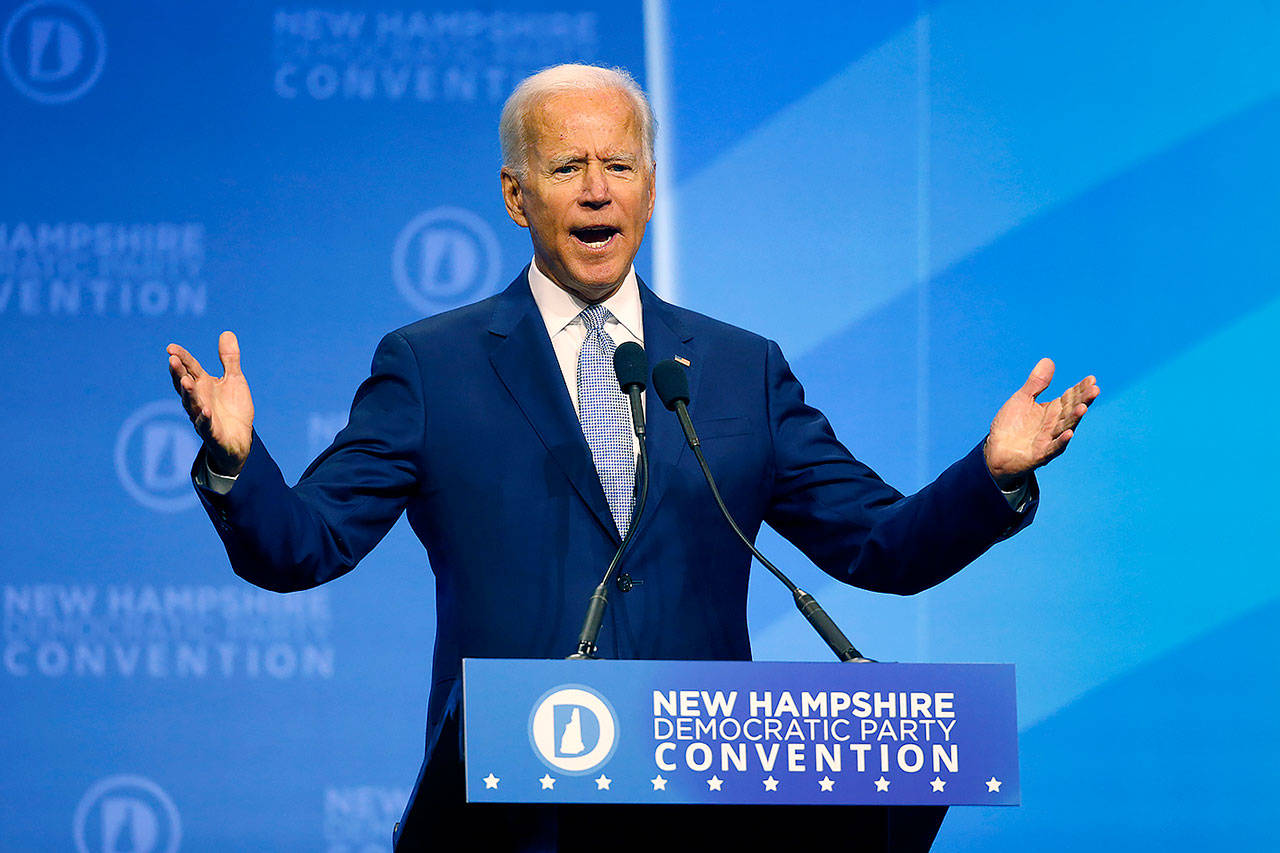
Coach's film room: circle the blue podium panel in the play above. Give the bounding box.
[463,659,1019,807]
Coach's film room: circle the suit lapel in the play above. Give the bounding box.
[635,282,697,538]
[487,272,620,543]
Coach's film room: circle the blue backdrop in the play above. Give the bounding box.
[3,0,1277,849]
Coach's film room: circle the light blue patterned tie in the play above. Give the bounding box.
[576,304,634,537]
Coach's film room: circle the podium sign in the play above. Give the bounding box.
[462,659,1019,806]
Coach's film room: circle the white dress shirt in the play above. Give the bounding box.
[526,257,644,417]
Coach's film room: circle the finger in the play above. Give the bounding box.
[1059,377,1100,413]
[1046,428,1074,459]
[177,375,204,420]
[1066,375,1098,398]
[1019,357,1055,399]
[1058,401,1089,433]
[190,400,216,434]
[218,330,243,377]
[167,343,207,380]
[168,354,186,394]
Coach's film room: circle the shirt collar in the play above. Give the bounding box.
[526,257,643,342]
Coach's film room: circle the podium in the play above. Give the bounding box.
[462,658,1019,807]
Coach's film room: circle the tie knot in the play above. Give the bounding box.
[579,304,612,334]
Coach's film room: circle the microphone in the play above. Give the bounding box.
[568,342,652,660]
[613,341,647,439]
[651,359,871,663]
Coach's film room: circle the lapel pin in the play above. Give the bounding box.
[674,355,691,366]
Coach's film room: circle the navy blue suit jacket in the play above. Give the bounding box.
[196,271,1034,849]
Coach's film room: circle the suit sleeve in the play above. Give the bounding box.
[761,340,1036,595]
[193,331,425,592]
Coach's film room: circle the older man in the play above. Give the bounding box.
[168,64,1097,851]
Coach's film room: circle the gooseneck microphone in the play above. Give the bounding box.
[568,341,652,660]
[651,359,871,663]
[614,341,647,440]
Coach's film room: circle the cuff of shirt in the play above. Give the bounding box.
[195,458,239,495]
[1000,477,1030,512]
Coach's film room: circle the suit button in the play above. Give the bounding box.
[616,573,641,593]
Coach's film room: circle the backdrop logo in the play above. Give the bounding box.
[73,775,181,853]
[3,583,335,680]
[0,222,208,318]
[2,0,106,104]
[392,207,500,314]
[114,400,201,513]
[323,785,409,851]
[271,9,598,103]
[528,684,618,774]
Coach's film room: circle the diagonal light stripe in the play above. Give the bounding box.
[673,0,1280,359]
[752,291,1280,726]
[908,292,1280,730]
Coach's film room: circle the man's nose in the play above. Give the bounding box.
[578,163,610,207]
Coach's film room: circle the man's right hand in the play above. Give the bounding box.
[167,331,255,476]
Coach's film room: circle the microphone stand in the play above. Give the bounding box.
[653,360,871,663]
[568,342,652,660]
[567,440,649,659]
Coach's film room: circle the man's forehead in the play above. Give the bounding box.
[526,88,642,149]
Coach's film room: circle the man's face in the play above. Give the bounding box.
[501,87,655,303]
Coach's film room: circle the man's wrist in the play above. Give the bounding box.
[983,436,1028,490]
[994,471,1027,491]
[206,446,247,478]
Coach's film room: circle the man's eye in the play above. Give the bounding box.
[554,165,577,175]
[608,163,632,172]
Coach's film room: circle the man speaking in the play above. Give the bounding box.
[166,64,1098,851]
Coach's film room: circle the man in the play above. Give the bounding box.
[167,64,1097,851]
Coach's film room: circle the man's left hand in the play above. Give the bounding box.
[984,358,1100,488]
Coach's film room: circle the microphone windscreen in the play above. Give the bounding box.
[651,360,691,410]
[613,341,648,391]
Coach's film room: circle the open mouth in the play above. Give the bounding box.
[571,226,620,249]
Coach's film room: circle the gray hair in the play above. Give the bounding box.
[499,64,656,179]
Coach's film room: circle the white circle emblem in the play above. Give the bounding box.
[73,774,181,853]
[392,207,501,314]
[3,0,106,104]
[114,400,202,513]
[528,685,618,775]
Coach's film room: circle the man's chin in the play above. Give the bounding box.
[558,265,629,302]
[565,278,624,303]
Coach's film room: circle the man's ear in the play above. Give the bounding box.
[501,168,529,228]
[645,163,657,222]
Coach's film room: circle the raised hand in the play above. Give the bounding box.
[984,358,1099,487]
[166,331,255,476]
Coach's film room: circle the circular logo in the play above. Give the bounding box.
[3,0,106,104]
[114,400,202,513]
[73,775,181,853]
[528,684,619,775]
[392,207,501,314]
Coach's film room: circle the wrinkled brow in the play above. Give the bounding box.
[545,150,640,168]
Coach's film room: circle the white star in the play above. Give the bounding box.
[651,774,668,791]
[595,774,612,791]
[707,775,724,792]
[762,776,779,792]
[986,776,1002,793]
[539,774,556,790]
[483,773,500,790]
[874,776,891,792]
[818,776,835,792]
[930,776,946,792]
